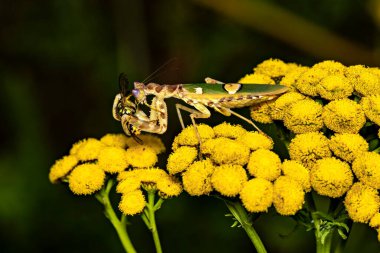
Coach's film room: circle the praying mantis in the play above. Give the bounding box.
[112,74,288,142]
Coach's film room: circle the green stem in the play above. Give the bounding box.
[312,212,333,253]
[145,190,163,253]
[96,180,137,253]
[224,200,267,253]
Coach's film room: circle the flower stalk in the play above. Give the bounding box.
[95,179,137,253]
[141,190,163,253]
[224,200,267,253]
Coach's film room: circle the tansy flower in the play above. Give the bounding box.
[273,176,305,216]
[211,164,248,197]
[247,149,281,181]
[360,96,380,125]
[281,160,311,192]
[352,152,380,189]
[118,190,146,216]
[100,133,129,148]
[280,66,309,91]
[250,101,274,124]
[322,99,366,133]
[346,65,380,96]
[288,132,331,169]
[344,182,380,223]
[98,146,129,173]
[283,99,323,134]
[202,137,250,166]
[253,59,289,79]
[329,133,368,162]
[240,178,273,213]
[156,176,182,198]
[172,124,215,149]
[236,131,274,151]
[117,169,141,181]
[70,138,105,161]
[182,159,214,196]
[125,134,166,154]
[138,168,168,186]
[310,158,353,198]
[270,92,306,120]
[125,145,157,168]
[370,213,380,228]
[49,155,78,183]
[295,68,327,96]
[213,122,248,139]
[116,176,141,195]
[167,146,198,174]
[68,163,105,195]
[317,75,353,100]
[238,73,275,84]
[312,60,346,75]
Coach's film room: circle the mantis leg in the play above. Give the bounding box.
[175,103,211,158]
[205,77,224,84]
[220,107,265,134]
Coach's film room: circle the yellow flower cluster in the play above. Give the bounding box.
[244,59,380,136]
[117,168,182,215]
[49,133,164,195]
[169,122,310,216]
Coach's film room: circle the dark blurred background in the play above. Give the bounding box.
[1,0,380,252]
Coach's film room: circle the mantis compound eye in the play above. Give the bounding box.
[132,89,139,98]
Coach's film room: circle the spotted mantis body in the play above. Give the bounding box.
[112,75,288,143]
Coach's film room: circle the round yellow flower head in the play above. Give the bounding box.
[322,99,366,133]
[370,213,380,228]
[273,176,305,216]
[71,138,106,161]
[295,68,328,96]
[119,190,146,216]
[317,75,353,100]
[283,99,323,134]
[138,168,168,186]
[236,131,273,151]
[211,164,248,197]
[202,137,250,166]
[270,92,306,120]
[68,163,105,195]
[240,178,273,213]
[310,158,353,198]
[281,66,309,91]
[125,145,157,168]
[361,96,380,126]
[352,152,380,189]
[156,176,182,198]
[182,159,214,196]
[213,122,248,139]
[49,155,78,183]
[254,58,289,79]
[312,60,346,75]
[172,124,215,148]
[344,182,380,223]
[116,176,141,195]
[329,133,368,162]
[288,132,331,169]
[117,169,140,181]
[167,146,198,174]
[98,146,129,174]
[346,65,380,96]
[250,101,274,124]
[126,134,166,154]
[100,133,129,148]
[281,160,311,192]
[247,149,281,181]
[238,73,275,84]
